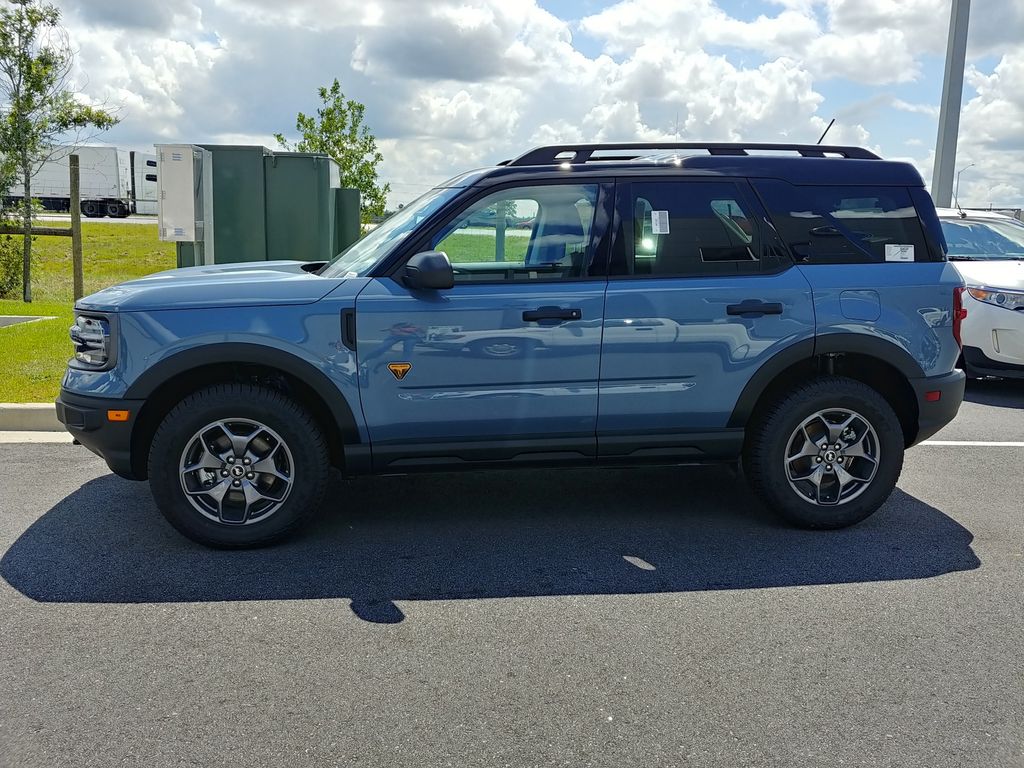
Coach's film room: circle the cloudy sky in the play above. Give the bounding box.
[58,0,1024,209]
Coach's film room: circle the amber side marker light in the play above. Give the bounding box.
[107,410,131,422]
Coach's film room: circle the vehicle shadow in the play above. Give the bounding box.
[964,377,1023,408]
[1,466,980,623]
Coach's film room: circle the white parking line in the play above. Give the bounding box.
[921,440,1024,447]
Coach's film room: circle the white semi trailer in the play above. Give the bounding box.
[5,145,159,218]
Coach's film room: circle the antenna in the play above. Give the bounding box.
[954,162,974,216]
[816,118,836,145]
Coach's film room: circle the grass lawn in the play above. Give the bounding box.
[26,221,175,303]
[438,232,530,263]
[0,221,175,402]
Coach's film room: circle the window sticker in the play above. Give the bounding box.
[651,210,670,235]
[884,244,914,262]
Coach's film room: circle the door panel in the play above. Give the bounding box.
[598,269,815,436]
[597,178,815,449]
[355,279,605,453]
[355,182,610,467]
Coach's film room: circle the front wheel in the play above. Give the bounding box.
[744,376,905,529]
[147,383,329,548]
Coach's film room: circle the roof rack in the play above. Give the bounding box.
[504,142,880,167]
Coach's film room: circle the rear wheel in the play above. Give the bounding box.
[81,201,101,217]
[744,376,904,529]
[147,383,329,548]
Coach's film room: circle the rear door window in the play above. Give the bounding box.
[610,180,789,277]
[754,181,933,263]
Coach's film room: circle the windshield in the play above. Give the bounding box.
[320,186,463,278]
[940,217,1024,261]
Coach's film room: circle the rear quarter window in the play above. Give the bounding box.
[754,180,934,264]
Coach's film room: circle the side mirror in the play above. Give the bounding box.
[403,250,454,290]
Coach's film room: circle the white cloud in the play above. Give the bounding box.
[49,0,1024,207]
[805,29,920,84]
[407,86,527,142]
[892,100,940,118]
[955,51,1024,206]
[579,0,928,85]
[69,26,223,136]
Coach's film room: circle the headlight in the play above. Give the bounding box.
[966,287,1024,311]
[69,314,112,368]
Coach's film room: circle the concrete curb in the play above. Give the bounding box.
[0,403,63,431]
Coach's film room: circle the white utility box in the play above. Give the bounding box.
[156,144,214,263]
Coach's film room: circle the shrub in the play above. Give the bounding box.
[0,234,22,298]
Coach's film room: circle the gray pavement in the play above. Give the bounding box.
[0,315,55,329]
[1,380,1022,767]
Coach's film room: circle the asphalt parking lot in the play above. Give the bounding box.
[2,380,1022,767]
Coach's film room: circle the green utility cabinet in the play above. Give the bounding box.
[168,145,360,268]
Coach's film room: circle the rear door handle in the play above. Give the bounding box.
[523,306,582,324]
[726,300,784,317]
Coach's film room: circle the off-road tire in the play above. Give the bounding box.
[743,376,905,529]
[147,383,329,548]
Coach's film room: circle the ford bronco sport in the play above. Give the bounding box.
[57,142,966,548]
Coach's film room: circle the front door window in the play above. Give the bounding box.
[431,184,600,282]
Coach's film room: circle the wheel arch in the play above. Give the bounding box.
[126,343,363,479]
[730,335,924,446]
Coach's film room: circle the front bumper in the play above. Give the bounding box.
[56,390,146,480]
[908,369,966,446]
[962,346,1024,379]
[961,293,1024,371]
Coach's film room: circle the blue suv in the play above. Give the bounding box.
[56,143,966,548]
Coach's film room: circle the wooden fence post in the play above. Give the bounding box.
[70,154,84,301]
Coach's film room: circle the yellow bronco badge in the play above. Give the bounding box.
[387,362,412,381]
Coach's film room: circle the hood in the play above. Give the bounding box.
[949,259,1024,292]
[76,260,344,312]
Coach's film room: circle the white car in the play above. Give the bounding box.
[937,208,1024,379]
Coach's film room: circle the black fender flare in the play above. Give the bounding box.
[125,342,361,448]
[727,334,925,428]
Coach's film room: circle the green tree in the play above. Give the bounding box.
[275,79,390,220]
[0,0,118,302]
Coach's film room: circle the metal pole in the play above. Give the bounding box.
[70,154,84,301]
[931,0,971,207]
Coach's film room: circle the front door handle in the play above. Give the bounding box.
[523,306,582,324]
[726,300,784,317]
